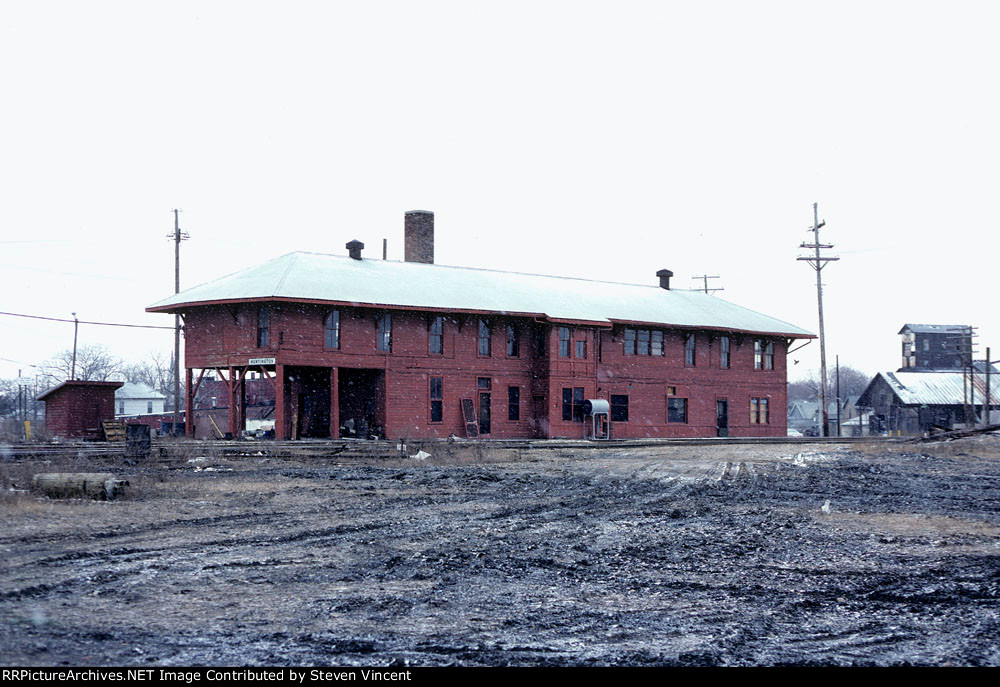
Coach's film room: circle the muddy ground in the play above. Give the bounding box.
[1,436,999,667]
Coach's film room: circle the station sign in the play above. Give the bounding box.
[248,357,276,366]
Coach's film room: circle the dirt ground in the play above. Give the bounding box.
[1,435,999,667]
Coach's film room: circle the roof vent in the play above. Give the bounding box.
[656,269,673,290]
[346,239,365,260]
[404,210,434,264]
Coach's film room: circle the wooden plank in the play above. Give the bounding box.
[461,398,479,438]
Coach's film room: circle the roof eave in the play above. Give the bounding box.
[607,318,815,339]
[148,296,815,338]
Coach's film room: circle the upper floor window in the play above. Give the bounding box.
[507,324,520,358]
[651,330,664,357]
[755,340,774,370]
[377,313,392,352]
[257,307,270,348]
[558,327,570,357]
[325,310,340,350]
[720,336,730,369]
[624,328,662,356]
[575,339,586,359]
[637,329,650,356]
[533,329,547,358]
[429,317,443,355]
[478,319,491,356]
[624,328,636,355]
[685,333,696,366]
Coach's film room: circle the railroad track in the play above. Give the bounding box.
[1,434,895,462]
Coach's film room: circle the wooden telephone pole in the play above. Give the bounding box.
[797,203,839,436]
[168,210,189,436]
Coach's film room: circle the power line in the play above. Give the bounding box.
[0,311,175,330]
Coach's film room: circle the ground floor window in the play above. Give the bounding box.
[562,387,584,422]
[508,386,520,421]
[751,397,769,424]
[429,377,443,423]
[610,394,629,422]
[668,397,688,423]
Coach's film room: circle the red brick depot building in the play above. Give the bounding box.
[147,212,813,440]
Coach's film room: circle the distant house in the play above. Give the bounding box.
[787,400,839,436]
[857,371,1000,435]
[841,395,861,420]
[115,382,166,417]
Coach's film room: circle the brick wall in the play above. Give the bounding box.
[182,302,789,439]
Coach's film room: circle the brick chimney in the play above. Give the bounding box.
[346,239,365,260]
[404,210,434,264]
[657,269,673,290]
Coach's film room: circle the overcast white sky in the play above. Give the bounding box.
[2,1,998,386]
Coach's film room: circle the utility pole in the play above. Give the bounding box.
[985,346,992,426]
[167,210,189,437]
[797,203,839,437]
[691,275,723,294]
[947,326,978,426]
[71,312,79,380]
[836,354,842,437]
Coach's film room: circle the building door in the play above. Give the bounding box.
[337,368,385,439]
[532,394,546,438]
[478,377,491,435]
[717,399,729,437]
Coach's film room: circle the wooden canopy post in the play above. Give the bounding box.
[239,367,248,437]
[185,367,194,437]
[330,367,339,439]
[275,364,286,440]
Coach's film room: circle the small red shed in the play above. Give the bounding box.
[37,381,124,439]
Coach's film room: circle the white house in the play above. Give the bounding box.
[115,382,167,417]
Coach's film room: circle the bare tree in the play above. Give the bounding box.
[0,378,18,418]
[39,344,122,387]
[789,365,872,403]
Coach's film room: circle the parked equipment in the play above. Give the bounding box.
[582,398,611,440]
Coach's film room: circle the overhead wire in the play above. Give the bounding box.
[0,311,175,330]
